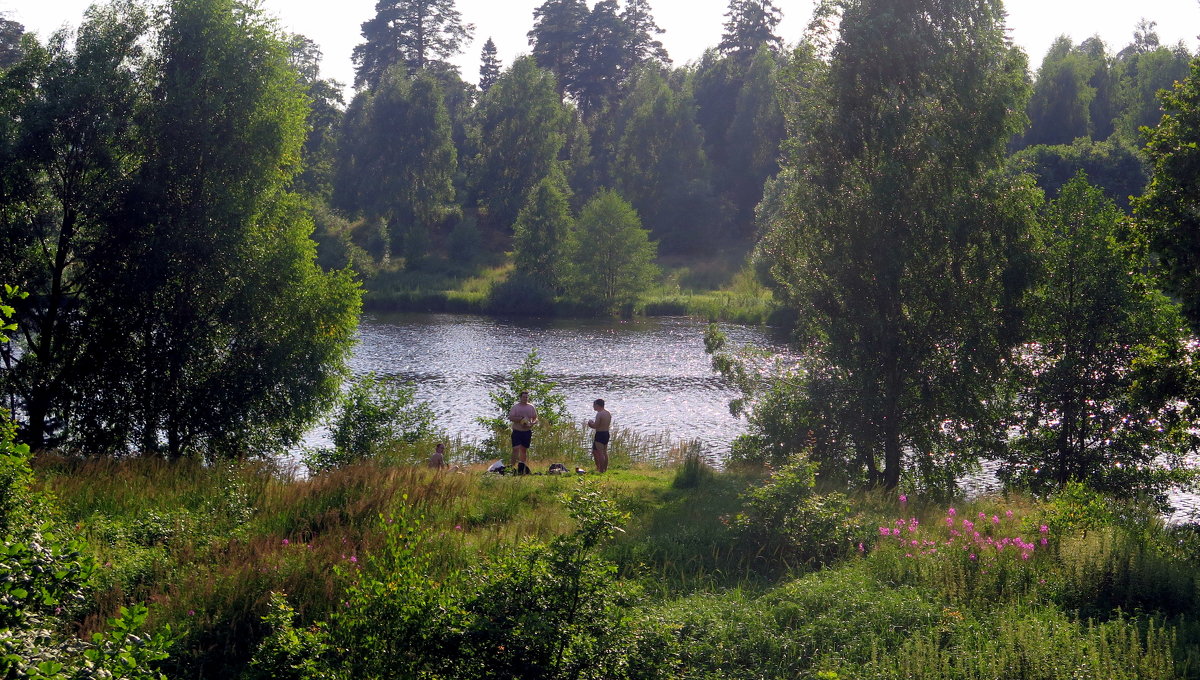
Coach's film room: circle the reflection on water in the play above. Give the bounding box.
[304,311,1200,523]
[319,312,789,455]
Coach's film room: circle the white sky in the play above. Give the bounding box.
[9,0,1200,92]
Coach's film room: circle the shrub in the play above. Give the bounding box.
[304,373,440,473]
[733,455,864,571]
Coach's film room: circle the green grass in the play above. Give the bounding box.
[29,448,1200,679]
[360,251,782,323]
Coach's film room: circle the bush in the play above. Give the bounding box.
[250,484,674,679]
[733,455,864,571]
[304,373,440,473]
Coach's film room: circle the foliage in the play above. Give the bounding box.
[244,593,329,680]
[9,0,364,459]
[760,0,1036,488]
[474,56,571,232]
[564,190,658,314]
[733,455,863,570]
[304,373,440,473]
[513,170,575,294]
[0,2,149,450]
[335,67,458,264]
[611,68,719,254]
[0,309,171,678]
[1010,137,1148,211]
[352,0,474,89]
[478,349,570,438]
[999,174,1197,503]
[250,484,670,679]
[1021,35,1108,146]
[1136,54,1200,333]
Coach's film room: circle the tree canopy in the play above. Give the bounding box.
[353,0,474,89]
[760,0,1036,489]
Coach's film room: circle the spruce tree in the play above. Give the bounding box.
[718,0,783,60]
[479,37,500,92]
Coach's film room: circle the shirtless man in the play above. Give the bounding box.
[508,390,538,471]
[428,442,446,470]
[587,398,611,473]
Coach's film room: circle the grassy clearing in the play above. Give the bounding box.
[29,446,1200,678]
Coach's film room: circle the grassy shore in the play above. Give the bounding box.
[360,255,780,324]
[24,426,1200,678]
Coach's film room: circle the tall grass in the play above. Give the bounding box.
[30,451,1200,679]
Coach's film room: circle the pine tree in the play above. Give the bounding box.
[527,0,588,98]
[718,0,783,60]
[572,0,631,117]
[478,37,500,93]
[352,0,474,90]
[621,0,669,66]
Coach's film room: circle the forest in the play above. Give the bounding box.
[4,0,1200,677]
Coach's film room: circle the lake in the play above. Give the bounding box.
[317,311,789,456]
[310,311,1200,523]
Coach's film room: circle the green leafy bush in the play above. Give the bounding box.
[733,455,864,570]
[304,373,440,472]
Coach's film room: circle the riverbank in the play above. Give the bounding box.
[360,255,782,325]
[27,441,1200,679]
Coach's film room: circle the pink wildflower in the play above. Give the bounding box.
[350,555,358,563]
[948,507,957,516]
[282,539,289,546]
[879,526,890,536]
[892,528,901,536]
[992,515,1000,525]
[1005,510,1013,518]
[969,554,977,560]
[899,494,908,503]
[1039,525,1049,534]
[858,543,865,553]
[1040,537,1048,546]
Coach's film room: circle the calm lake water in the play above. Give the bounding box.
[305,311,1200,523]
[318,311,789,456]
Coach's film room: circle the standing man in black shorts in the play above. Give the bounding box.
[508,390,538,472]
[587,398,611,473]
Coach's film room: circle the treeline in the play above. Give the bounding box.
[714,0,1200,503]
[1012,20,1194,209]
[302,0,790,310]
[0,1,361,457]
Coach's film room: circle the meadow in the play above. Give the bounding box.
[19,427,1200,679]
